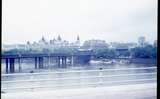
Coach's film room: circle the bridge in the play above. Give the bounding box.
[1,50,94,73]
[1,50,93,73]
[1,49,156,73]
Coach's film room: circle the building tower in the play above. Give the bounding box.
[41,36,45,42]
[27,41,30,45]
[76,35,80,47]
[77,35,80,41]
[57,35,62,41]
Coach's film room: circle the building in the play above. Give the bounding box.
[109,42,137,49]
[70,35,80,48]
[2,44,27,51]
[82,39,108,50]
[24,35,81,52]
[153,40,157,47]
[2,44,17,51]
[138,36,147,47]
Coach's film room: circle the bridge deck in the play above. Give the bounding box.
[1,53,94,58]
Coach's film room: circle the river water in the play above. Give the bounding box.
[1,59,157,93]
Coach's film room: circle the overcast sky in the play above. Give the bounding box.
[2,0,157,44]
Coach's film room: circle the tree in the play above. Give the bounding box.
[95,48,117,59]
[131,44,157,58]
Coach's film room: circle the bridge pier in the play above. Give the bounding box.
[9,58,15,73]
[71,56,74,66]
[62,57,64,68]
[35,57,38,69]
[64,57,67,67]
[47,56,50,68]
[65,57,67,67]
[47,56,51,68]
[18,58,21,72]
[48,57,51,66]
[5,58,9,73]
[57,57,61,68]
[62,57,67,68]
[38,57,43,69]
[57,57,67,68]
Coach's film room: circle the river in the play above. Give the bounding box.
[1,59,157,93]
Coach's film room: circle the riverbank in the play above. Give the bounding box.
[90,58,157,65]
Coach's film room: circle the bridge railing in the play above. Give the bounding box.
[1,67,157,93]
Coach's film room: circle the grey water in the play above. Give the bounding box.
[1,59,157,93]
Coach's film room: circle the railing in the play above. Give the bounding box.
[2,67,157,93]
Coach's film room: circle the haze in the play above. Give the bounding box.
[2,0,157,44]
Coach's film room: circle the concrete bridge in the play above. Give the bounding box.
[1,50,156,73]
[1,50,94,73]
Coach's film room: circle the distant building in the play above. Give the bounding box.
[153,40,157,47]
[74,35,80,47]
[17,44,27,50]
[57,35,62,41]
[2,44,17,51]
[39,36,47,45]
[77,35,80,41]
[109,42,137,57]
[23,35,81,52]
[2,44,27,51]
[138,36,146,47]
[109,42,137,49]
[82,39,108,49]
[27,41,30,45]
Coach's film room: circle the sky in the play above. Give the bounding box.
[2,0,157,44]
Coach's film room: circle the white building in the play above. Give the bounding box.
[25,35,81,52]
[82,39,108,50]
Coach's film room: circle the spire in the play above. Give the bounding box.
[27,41,30,45]
[41,36,45,42]
[57,35,61,41]
[77,35,80,41]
